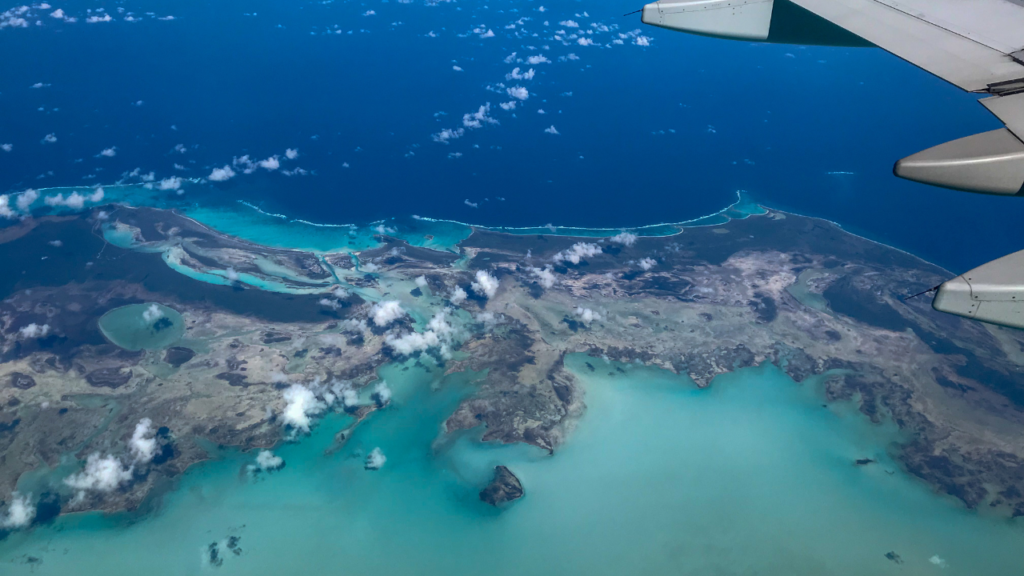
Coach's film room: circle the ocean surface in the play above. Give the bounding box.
[1,0,1023,272]
[3,1,1024,572]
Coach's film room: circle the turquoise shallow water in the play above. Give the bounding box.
[97,303,185,351]
[2,357,1020,574]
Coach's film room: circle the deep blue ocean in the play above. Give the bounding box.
[1,0,1021,271]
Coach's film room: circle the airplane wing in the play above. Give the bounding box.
[641,0,1024,195]
[641,0,1024,329]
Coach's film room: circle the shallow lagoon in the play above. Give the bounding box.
[97,303,185,351]
[2,356,1020,574]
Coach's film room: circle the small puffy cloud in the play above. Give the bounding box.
[499,101,517,111]
[254,450,284,471]
[50,8,65,19]
[507,86,529,100]
[1,493,36,529]
[0,143,11,152]
[478,28,495,38]
[208,165,236,182]
[372,381,392,406]
[64,453,133,493]
[365,447,386,470]
[385,329,440,355]
[370,300,406,327]
[471,270,499,299]
[225,267,239,282]
[464,199,478,208]
[544,125,560,135]
[929,556,947,568]
[129,418,158,463]
[578,37,596,46]
[450,286,468,305]
[463,103,498,129]
[638,257,657,271]
[526,54,550,64]
[142,303,164,323]
[48,240,62,247]
[285,148,299,159]
[98,147,116,157]
[281,384,326,433]
[41,133,57,144]
[86,14,113,23]
[45,189,102,211]
[16,189,39,212]
[432,127,464,144]
[575,307,602,324]
[559,20,579,27]
[415,275,428,288]
[0,195,15,220]
[363,10,376,15]
[635,35,652,46]
[554,242,602,264]
[157,176,182,191]
[610,232,637,247]
[18,323,50,339]
[452,65,463,72]
[258,156,280,170]
[506,67,535,81]
[528,266,556,288]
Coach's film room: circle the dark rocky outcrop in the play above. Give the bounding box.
[479,465,524,506]
[9,372,36,390]
[164,347,195,367]
[85,367,132,388]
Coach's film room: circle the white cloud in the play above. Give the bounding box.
[0,195,15,220]
[254,450,284,471]
[463,103,498,129]
[526,54,550,64]
[578,37,596,46]
[554,242,602,264]
[464,199,478,208]
[634,35,652,46]
[365,447,386,470]
[285,148,299,160]
[372,381,392,406]
[64,453,133,493]
[258,156,280,170]
[142,303,164,323]
[478,28,495,38]
[559,20,579,27]
[575,307,602,324]
[1,493,35,529]
[929,556,947,568]
[363,10,376,16]
[471,270,499,299]
[18,323,50,339]
[638,257,657,271]
[41,133,57,144]
[281,384,326,433]
[86,14,113,23]
[544,125,560,135]
[48,240,62,247]
[225,267,239,282]
[0,143,11,152]
[385,310,455,357]
[208,165,236,182]
[499,101,517,111]
[16,189,38,212]
[157,176,182,191]
[506,67,535,81]
[415,275,428,288]
[129,418,158,463]
[98,147,116,157]
[452,65,463,72]
[610,232,638,247]
[503,51,517,63]
[50,8,64,19]
[370,300,406,327]
[450,286,468,305]
[529,266,556,288]
[507,86,529,100]
[432,127,464,144]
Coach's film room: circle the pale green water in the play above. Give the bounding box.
[97,303,185,351]
[2,357,1020,574]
